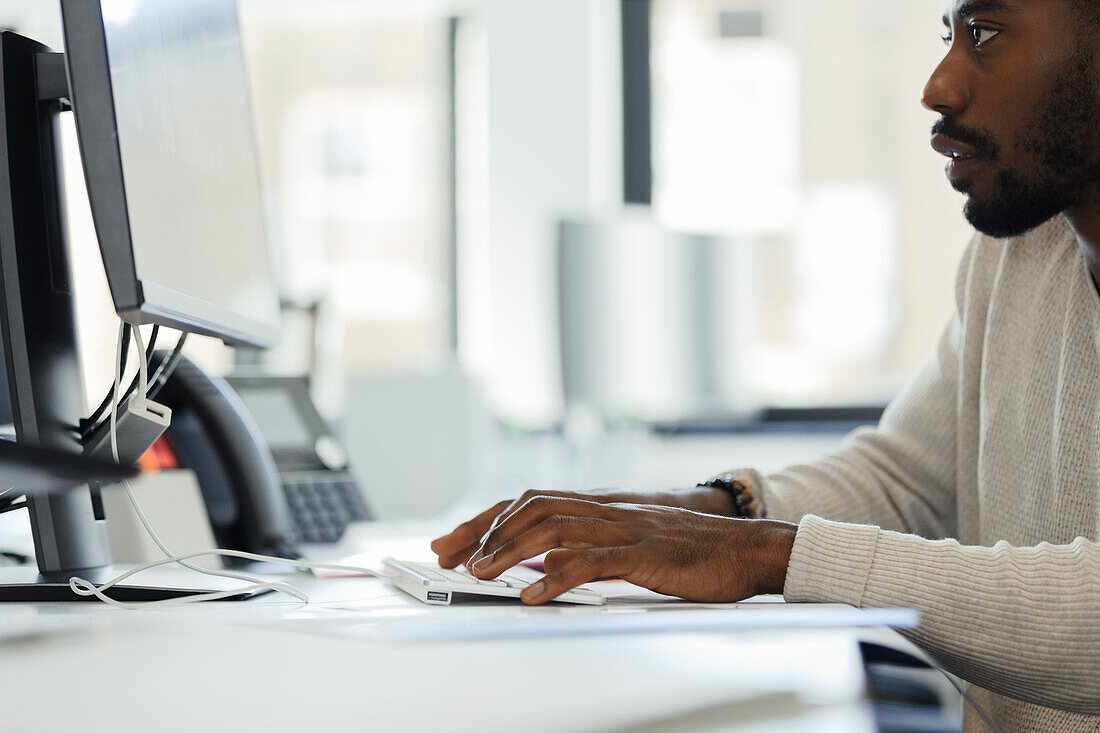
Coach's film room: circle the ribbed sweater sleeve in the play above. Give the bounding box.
[784,516,1100,715]
[733,220,1100,726]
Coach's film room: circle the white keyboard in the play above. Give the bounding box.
[383,558,606,606]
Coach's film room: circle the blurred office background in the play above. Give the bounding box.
[0,0,970,518]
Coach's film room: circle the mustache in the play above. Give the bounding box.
[931,118,999,158]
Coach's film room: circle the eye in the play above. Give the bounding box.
[941,32,952,46]
[969,25,1000,48]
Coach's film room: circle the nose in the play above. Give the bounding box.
[922,52,969,115]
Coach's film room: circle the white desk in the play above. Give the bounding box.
[0,517,934,732]
[0,570,921,733]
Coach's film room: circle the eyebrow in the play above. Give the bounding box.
[942,0,1017,27]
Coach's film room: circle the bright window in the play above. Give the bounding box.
[651,0,973,407]
[240,1,452,400]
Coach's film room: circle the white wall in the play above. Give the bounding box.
[456,0,623,428]
[237,0,625,430]
[0,1,61,47]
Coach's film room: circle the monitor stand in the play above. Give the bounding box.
[0,565,263,602]
[0,31,246,602]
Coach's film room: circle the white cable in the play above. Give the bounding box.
[70,321,378,608]
[130,324,149,396]
[109,322,126,464]
[109,325,296,593]
[68,549,383,609]
[80,322,298,602]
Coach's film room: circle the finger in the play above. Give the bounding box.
[476,496,622,562]
[473,489,575,554]
[454,490,619,566]
[442,492,552,569]
[435,542,481,570]
[542,548,579,574]
[430,500,512,560]
[520,547,632,605]
[440,490,572,563]
[463,498,526,566]
[470,515,626,579]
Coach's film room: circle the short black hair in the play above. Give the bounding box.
[1071,0,1100,25]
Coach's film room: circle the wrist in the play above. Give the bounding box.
[652,486,736,515]
[695,486,736,516]
[752,520,798,595]
[698,471,765,518]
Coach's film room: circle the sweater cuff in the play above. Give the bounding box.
[783,515,881,606]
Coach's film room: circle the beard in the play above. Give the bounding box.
[942,43,1100,238]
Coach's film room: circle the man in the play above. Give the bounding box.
[431,1,1100,730]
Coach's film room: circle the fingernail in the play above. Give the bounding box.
[521,581,545,600]
[472,552,495,571]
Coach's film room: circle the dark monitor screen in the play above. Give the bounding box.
[234,387,313,450]
[60,0,280,347]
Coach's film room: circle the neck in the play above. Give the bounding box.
[1063,201,1100,292]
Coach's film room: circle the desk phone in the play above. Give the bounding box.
[159,358,372,560]
[226,375,373,544]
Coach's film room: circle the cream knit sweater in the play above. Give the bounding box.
[746,215,1100,732]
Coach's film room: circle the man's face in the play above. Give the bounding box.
[924,0,1100,238]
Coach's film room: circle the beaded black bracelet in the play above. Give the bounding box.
[698,473,765,519]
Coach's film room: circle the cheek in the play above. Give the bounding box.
[973,49,1076,145]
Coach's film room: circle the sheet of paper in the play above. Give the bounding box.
[345,598,919,642]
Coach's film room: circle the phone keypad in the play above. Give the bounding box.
[282,473,372,544]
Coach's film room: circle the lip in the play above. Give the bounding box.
[931,133,986,181]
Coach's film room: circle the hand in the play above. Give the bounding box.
[430,486,736,570]
[463,495,797,605]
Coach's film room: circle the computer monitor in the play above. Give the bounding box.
[62,0,280,347]
[0,0,280,599]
